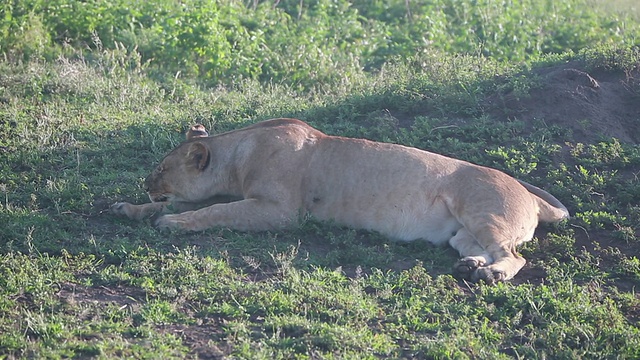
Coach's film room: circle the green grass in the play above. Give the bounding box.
[1,0,640,358]
[3,0,640,89]
[2,47,640,358]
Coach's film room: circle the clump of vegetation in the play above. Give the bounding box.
[2,0,639,88]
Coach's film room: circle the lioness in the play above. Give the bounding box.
[111,118,569,283]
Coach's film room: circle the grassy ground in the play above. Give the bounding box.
[1,45,640,359]
[1,0,640,357]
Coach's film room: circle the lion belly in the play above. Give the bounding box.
[307,192,463,244]
[372,206,463,244]
[302,139,465,244]
[387,206,463,244]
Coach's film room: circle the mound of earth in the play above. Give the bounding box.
[489,61,640,144]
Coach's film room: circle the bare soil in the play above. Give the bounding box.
[490,61,640,144]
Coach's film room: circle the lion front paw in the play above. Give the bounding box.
[110,201,169,221]
[110,202,135,218]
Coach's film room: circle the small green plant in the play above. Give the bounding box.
[486,146,538,176]
[575,210,627,230]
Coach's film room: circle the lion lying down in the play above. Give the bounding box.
[111,118,569,284]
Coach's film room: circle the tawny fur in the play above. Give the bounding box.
[111,118,569,284]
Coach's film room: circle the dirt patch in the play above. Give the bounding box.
[158,322,230,360]
[57,282,231,359]
[488,61,640,144]
[57,282,145,313]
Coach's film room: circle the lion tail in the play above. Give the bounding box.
[517,180,570,223]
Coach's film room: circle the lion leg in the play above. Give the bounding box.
[449,224,528,284]
[467,224,527,284]
[449,228,493,280]
[154,198,296,232]
[472,250,526,284]
[110,201,170,220]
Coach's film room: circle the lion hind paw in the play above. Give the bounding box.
[453,256,487,278]
[471,267,507,285]
[454,256,512,284]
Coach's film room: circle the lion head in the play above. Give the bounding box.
[144,124,212,203]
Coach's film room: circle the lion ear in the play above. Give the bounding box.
[186,142,210,171]
[186,124,209,140]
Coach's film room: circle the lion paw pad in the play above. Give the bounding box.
[472,267,507,285]
[454,257,487,276]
